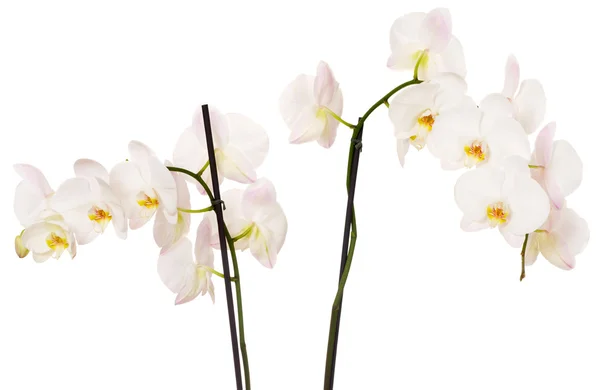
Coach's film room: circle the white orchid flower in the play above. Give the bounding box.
[530,122,583,209]
[20,212,77,262]
[173,106,269,193]
[480,55,546,134]
[157,220,215,305]
[51,159,127,245]
[13,164,54,228]
[12,164,77,261]
[110,141,177,229]
[388,73,472,165]
[154,166,191,251]
[388,8,466,80]
[525,207,589,270]
[454,157,550,247]
[206,178,287,269]
[279,61,344,148]
[428,107,530,169]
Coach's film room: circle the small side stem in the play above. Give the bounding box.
[198,160,210,176]
[178,205,214,214]
[323,107,356,129]
[520,234,529,281]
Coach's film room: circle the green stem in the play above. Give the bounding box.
[233,224,254,242]
[520,234,529,282]
[198,160,210,176]
[323,107,356,129]
[414,51,427,80]
[323,74,422,389]
[177,205,214,214]
[225,229,250,389]
[206,267,226,279]
[166,166,250,389]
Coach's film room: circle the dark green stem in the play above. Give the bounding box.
[520,234,529,282]
[167,165,251,389]
[323,76,421,390]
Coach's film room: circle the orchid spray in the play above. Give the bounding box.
[279,8,588,389]
[13,104,288,390]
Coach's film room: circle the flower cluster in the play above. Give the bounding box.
[279,7,588,275]
[13,106,288,304]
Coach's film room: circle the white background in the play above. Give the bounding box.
[1,1,598,389]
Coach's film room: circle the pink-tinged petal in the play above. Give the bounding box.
[538,233,575,270]
[51,178,92,212]
[396,138,410,167]
[219,145,258,184]
[545,140,583,209]
[524,233,540,266]
[479,93,516,118]
[550,207,589,257]
[532,122,556,166]
[13,164,53,196]
[172,128,207,174]
[504,176,550,235]
[454,166,505,224]
[192,105,229,149]
[435,37,467,79]
[288,113,324,144]
[195,220,215,268]
[14,181,48,227]
[280,74,323,144]
[317,117,338,149]
[250,203,287,269]
[74,159,109,183]
[419,8,452,53]
[157,238,197,298]
[318,85,343,149]
[225,113,269,169]
[514,79,546,134]
[314,61,336,106]
[502,55,520,98]
[241,178,277,221]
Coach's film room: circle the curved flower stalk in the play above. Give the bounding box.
[12,104,288,390]
[280,7,588,389]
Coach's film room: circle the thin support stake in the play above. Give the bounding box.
[202,104,243,390]
[325,119,364,389]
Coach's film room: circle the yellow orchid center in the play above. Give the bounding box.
[46,232,69,251]
[417,113,435,131]
[487,202,509,227]
[464,140,488,167]
[410,110,436,150]
[137,194,160,209]
[88,206,112,232]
